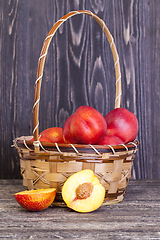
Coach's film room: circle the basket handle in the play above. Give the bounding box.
[33,10,122,149]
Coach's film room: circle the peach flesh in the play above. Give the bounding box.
[62,169,105,213]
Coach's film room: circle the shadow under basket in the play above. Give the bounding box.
[14,137,139,206]
[13,10,139,206]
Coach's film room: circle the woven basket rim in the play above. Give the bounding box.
[14,136,139,154]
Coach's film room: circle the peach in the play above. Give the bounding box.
[105,108,139,144]
[30,135,52,143]
[14,188,56,211]
[62,169,105,212]
[70,106,107,144]
[97,134,124,145]
[40,127,64,143]
[62,115,78,144]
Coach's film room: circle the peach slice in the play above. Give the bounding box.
[14,188,56,211]
[62,169,105,212]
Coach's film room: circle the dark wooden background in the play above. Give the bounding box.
[0,0,160,179]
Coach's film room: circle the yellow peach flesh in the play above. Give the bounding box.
[62,169,105,213]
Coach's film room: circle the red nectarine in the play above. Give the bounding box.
[62,115,78,144]
[105,108,139,144]
[30,136,52,143]
[97,134,124,145]
[70,106,107,144]
[40,127,64,143]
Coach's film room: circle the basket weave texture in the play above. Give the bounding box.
[13,10,139,206]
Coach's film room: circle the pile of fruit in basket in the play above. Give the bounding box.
[31,105,139,146]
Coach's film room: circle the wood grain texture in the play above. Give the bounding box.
[0,0,160,179]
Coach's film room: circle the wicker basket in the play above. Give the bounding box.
[13,10,139,206]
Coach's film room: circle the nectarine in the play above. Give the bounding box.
[30,135,52,143]
[97,134,124,145]
[14,188,56,211]
[40,127,64,143]
[62,169,105,212]
[70,106,107,144]
[62,115,78,144]
[105,108,139,144]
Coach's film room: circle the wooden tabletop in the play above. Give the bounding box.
[0,179,160,240]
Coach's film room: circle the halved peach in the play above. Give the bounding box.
[14,188,56,211]
[62,169,105,212]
